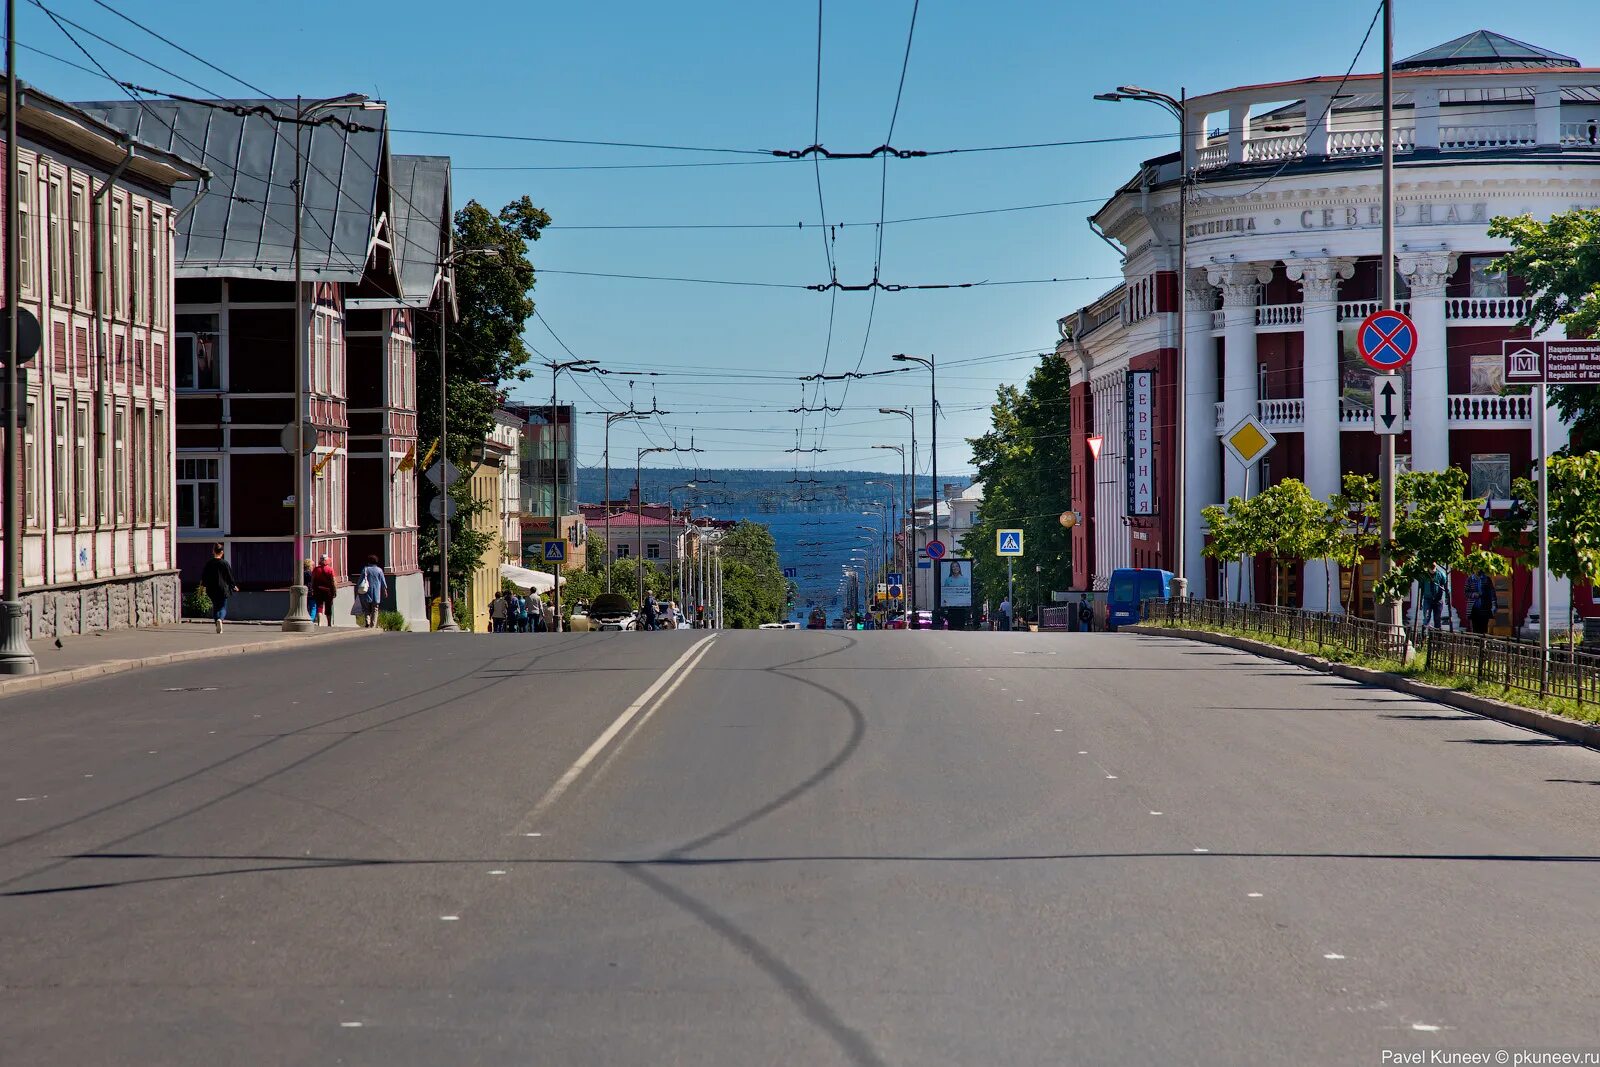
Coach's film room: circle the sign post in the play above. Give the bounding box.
[543,539,568,633]
[1222,414,1278,601]
[1501,340,1600,691]
[1358,306,1418,627]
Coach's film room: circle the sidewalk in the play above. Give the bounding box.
[0,620,380,699]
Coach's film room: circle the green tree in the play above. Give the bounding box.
[1247,479,1328,606]
[1488,208,1600,442]
[966,354,1072,616]
[1328,473,1381,615]
[1495,452,1600,612]
[717,522,786,628]
[1374,467,1508,605]
[417,196,553,595]
[1200,497,1258,601]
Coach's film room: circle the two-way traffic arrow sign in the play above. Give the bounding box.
[1374,374,1404,436]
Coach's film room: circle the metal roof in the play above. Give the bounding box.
[1396,31,1579,70]
[390,155,452,306]
[76,98,387,282]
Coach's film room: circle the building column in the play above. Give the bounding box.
[1209,262,1272,600]
[1287,257,1355,610]
[1182,269,1219,597]
[1398,251,1456,475]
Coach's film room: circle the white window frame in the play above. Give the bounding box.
[109,200,124,319]
[133,406,149,524]
[48,176,65,305]
[52,400,69,527]
[70,184,88,310]
[130,205,146,326]
[153,408,167,523]
[149,210,163,328]
[23,397,39,529]
[176,456,222,532]
[18,163,33,295]
[74,403,90,526]
[113,405,128,525]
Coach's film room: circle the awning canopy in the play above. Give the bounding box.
[499,564,564,593]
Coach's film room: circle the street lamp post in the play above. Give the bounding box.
[542,358,597,632]
[1095,85,1190,599]
[635,446,673,613]
[889,356,938,621]
[0,0,35,674]
[666,483,697,607]
[282,93,381,633]
[878,407,917,622]
[871,447,907,620]
[602,410,646,591]
[432,245,502,633]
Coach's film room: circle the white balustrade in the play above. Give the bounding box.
[1562,120,1600,147]
[1327,126,1415,157]
[1439,124,1536,150]
[1255,303,1304,328]
[1244,134,1305,163]
[1256,397,1305,426]
[1446,393,1533,425]
[1195,143,1227,171]
[1444,296,1531,322]
[1211,309,1226,331]
[1338,299,1411,321]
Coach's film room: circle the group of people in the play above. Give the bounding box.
[1420,564,1501,635]
[641,594,697,630]
[199,546,389,632]
[489,589,548,632]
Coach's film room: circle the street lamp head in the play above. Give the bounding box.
[1093,92,1124,103]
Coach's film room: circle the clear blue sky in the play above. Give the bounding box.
[17,1,1596,481]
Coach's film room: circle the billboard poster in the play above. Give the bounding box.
[1126,370,1156,516]
[938,558,974,608]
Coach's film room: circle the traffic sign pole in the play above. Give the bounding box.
[1007,557,1014,630]
[1376,0,1401,632]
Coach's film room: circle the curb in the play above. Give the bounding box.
[0,627,382,700]
[1128,623,1600,751]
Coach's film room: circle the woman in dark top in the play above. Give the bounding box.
[310,554,338,628]
[199,543,238,634]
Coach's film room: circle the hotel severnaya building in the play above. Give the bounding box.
[1058,30,1600,632]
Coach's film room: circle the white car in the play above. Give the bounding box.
[781,621,800,630]
[759,622,785,630]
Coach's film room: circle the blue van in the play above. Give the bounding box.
[1106,568,1173,630]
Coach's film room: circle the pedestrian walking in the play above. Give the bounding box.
[200,542,238,634]
[303,558,318,624]
[356,555,387,628]
[1422,563,1449,629]
[489,591,509,633]
[511,594,527,633]
[310,555,337,628]
[997,596,1012,634]
[643,593,659,631]
[1465,571,1498,635]
[1077,593,1095,633]
[530,590,546,632]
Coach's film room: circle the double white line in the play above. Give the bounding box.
[518,633,718,830]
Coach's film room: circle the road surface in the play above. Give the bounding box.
[3,630,1599,1065]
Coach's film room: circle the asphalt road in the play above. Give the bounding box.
[3,629,1599,1066]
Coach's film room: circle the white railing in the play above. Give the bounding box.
[1195,143,1228,171]
[1562,121,1600,147]
[1255,303,1304,328]
[1445,296,1531,322]
[1211,309,1226,331]
[1338,402,1408,428]
[1447,393,1533,425]
[1327,126,1415,157]
[1440,123,1536,150]
[1338,299,1411,321]
[1244,134,1305,163]
[1214,402,1226,433]
[1257,397,1305,426]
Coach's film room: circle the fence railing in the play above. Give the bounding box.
[1144,597,1600,706]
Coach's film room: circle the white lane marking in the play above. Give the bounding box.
[1078,750,1087,755]
[1323,953,1345,960]
[1053,728,1064,733]
[15,796,45,802]
[1149,811,1163,816]
[523,832,542,837]
[1015,698,1024,703]
[1105,775,1118,780]
[82,774,93,778]
[439,915,459,922]
[488,869,507,876]
[340,1022,364,1028]
[1247,892,1263,898]
[1193,848,1209,853]
[1411,1023,1441,1032]
[517,634,718,830]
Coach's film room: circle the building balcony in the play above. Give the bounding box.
[1206,297,1532,335]
[1209,394,1533,436]
[1195,122,1593,175]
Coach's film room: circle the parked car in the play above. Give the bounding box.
[569,602,593,632]
[759,622,785,630]
[588,592,638,632]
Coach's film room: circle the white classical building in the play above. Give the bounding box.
[1058,31,1599,631]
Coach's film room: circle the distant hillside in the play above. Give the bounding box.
[575,467,965,512]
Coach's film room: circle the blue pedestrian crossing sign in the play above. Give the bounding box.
[542,539,568,563]
[996,529,1024,557]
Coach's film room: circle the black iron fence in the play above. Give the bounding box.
[1143,597,1600,706]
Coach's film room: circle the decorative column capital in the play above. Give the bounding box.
[1205,262,1273,308]
[1286,257,1356,303]
[1398,251,1459,296]
[1183,268,1215,312]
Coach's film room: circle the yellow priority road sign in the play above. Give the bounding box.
[1222,414,1277,467]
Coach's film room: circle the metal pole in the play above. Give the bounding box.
[603,415,611,592]
[549,367,562,632]
[1537,381,1549,695]
[930,357,940,625]
[1008,557,1014,630]
[282,97,314,632]
[636,450,644,614]
[909,408,917,623]
[1172,87,1190,599]
[435,292,458,630]
[1376,0,1399,628]
[1,0,37,673]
